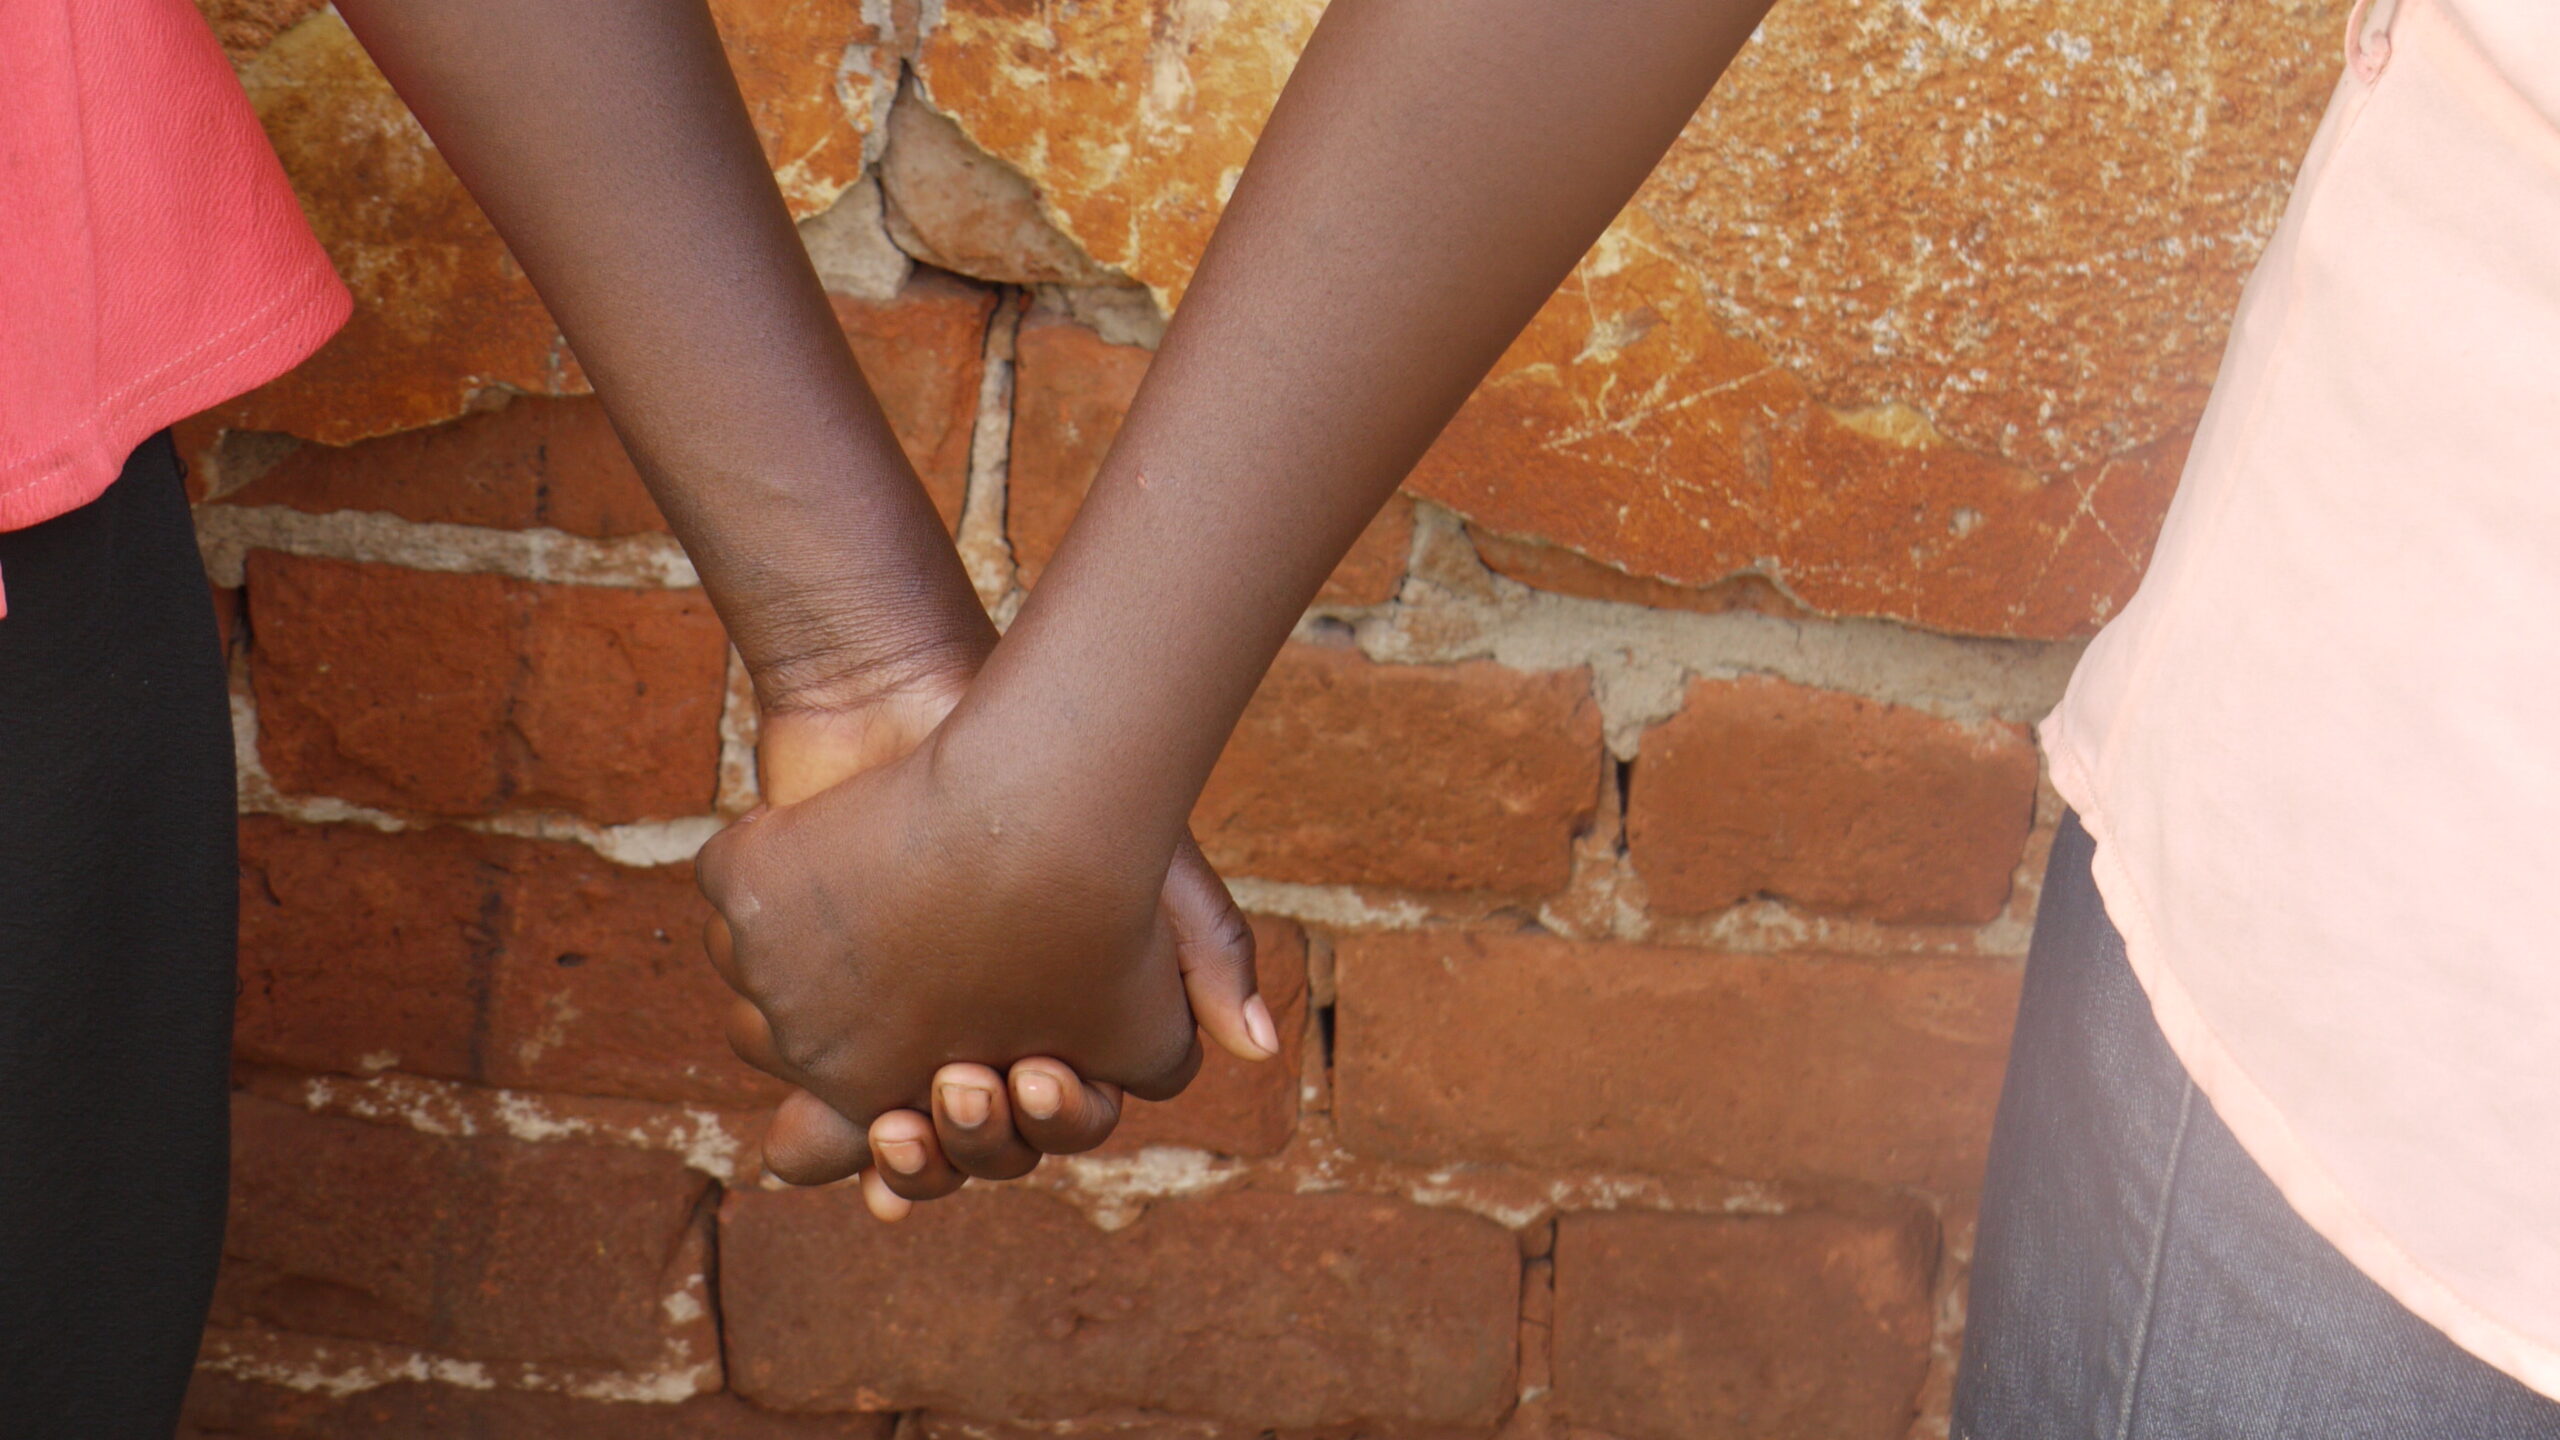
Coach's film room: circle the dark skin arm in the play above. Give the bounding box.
[328,0,1274,1193]
[717,0,1781,1193]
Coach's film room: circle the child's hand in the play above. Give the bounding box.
[705,686,1277,1220]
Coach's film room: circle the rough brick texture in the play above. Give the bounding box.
[237,818,771,1105]
[1104,917,1307,1156]
[721,1187,1519,1429]
[182,1375,892,1439]
[1008,314,1415,604]
[248,552,729,821]
[1335,930,2018,1190]
[223,395,669,533]
[1193,644,1601,893]
[1627,676,2041,924]
[1553,1209,1938,1440]
[214,1096,718,1376]
[220,275,990,530]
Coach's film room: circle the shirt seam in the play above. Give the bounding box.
[0,259,342,493]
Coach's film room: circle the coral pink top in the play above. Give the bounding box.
[0,0,348,612]
[2045,0,2560,1396]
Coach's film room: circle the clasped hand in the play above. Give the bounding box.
[696,684,1276,1220]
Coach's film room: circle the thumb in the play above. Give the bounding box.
[1162,832,1279,1062]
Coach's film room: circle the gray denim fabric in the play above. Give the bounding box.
[1951,813,2560,1440]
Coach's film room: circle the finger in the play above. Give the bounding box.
[868,1107,968,1203]
[691,804,768,912]
[758,1088,872,1188]
[702,914,744,992]
[1006,1057,1125,1155]
[1165,832,1278,1063]
[724,999,789,1078]
[929,1064,1042,1181]
[861,1168,915,1223]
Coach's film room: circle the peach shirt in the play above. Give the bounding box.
[0,0,348,612]
[2044,0,2560,1396]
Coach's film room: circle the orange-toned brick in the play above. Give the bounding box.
[1627,676,2040,925]
[1193,644,1600,894]
[1008,315,1412,603]
[236,818,774,1106]
[181,1375,891,1439]
[1103,916,1306,1157]
[223,396,667,535]
[830,272,1000,530]
[213,1096,719,1376]
[248,553,728,821]
[721,1187,1517,1428]
[1552,1208,1937,1440]
[1334,930,2016,1190]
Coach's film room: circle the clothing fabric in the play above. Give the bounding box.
[2039,0,2560,1396]
[0,0,348,606]
[0,434,239,1438]
[1951,815,2560,1440]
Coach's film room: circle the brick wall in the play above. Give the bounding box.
[180,2,2343,1437]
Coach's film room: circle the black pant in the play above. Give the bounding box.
[1954,815,2560,1437]
[0,435,237,1438]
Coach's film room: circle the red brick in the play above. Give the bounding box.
[912,1419,1239,1440]
[217,273,988,535]
[248,553,728,821]
[830,272,999,530]
[182,1374,891,1439]
[223,396,669,535]
[212,1096,719,1376]
[1626,676,2039,924]
[721,1187,1518,1428]
[1103,917,1306,1157]
[1552,1209,1936,1440]
[237,818,776,1106]
[1193,644,1601,894]
[1471,527,1805,620]
[1334,930,2017,1190]
[1008,315,1412,603]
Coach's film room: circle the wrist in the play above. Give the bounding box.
[744,596,993,720]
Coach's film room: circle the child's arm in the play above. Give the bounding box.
[329,0,981,713]
[328,0,1273,1167]
[724,0,1782,1198]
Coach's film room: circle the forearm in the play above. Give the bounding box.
[335,0,993,708]
[955,0,1773,846]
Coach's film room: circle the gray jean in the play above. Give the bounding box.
[1951,813,2560,1439]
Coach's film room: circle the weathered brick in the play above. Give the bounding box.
[829,273,999,529]
[213,1096,719,1378]
[182,1374,892,1439]
[1334,930,2017,1190]
[220,274,991,534]
[915,1418,1236,1440]
[248,553,728,821]
[722,1187,1518,1428]
[1552,1209,1937,1440]
[1625,676,2039,925]
[223,396,668,535]
[236,818,774,1106]
[1008,315,1412,603]
[1470,527,1805,620]
[208,5,889,444]
[922,1,2329,638]
[1103,917,1306,1157]
[1193,644,1600,894]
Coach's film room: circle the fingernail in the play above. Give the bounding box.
[942,1083,992,1130]
[1017,1072,1061,1120]
[1243,995,1281,1059]
[877,1137,927,1175]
